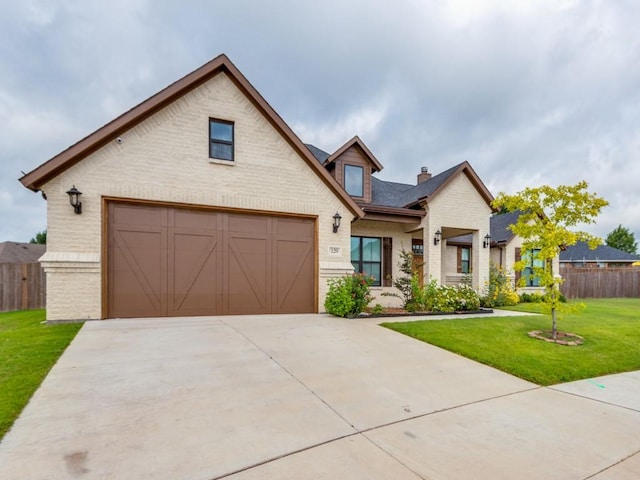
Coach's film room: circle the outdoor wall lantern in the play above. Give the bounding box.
[433,229,442,245]
[66,185,82,214]
[483,233,492,248]
[332,212,342,233]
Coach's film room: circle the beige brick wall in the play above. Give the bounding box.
[425,173,492,290]
[41,72,353,321]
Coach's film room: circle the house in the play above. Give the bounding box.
[0,242,45,264]
[20,54,494,322]
[560,242,640,268]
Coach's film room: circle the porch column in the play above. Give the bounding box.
[424,225,442,284]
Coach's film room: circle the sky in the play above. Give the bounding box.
[2,0,639,243]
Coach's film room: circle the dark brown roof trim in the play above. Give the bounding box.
[19,55,364,218]
[324,136,384,172]
[362,204,426,217]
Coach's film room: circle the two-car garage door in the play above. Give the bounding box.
[107,202,315,318]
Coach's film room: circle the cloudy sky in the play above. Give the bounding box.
[2,0,639,243]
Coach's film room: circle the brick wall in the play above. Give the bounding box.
[41,72,352,321]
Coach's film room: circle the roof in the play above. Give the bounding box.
[560,242,640,263]
[0,242,46,263]
[324,136,383,172]
[19,54,363,219]
[490,210,523,244]
[370,161,494,209]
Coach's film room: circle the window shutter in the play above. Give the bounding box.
[515,247,521,283]
[382,237,392,286]
[457,247,462,273]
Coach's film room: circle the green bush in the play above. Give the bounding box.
[519,292,544,303]
[481,263,519,307]
[325,273,374,317]
[410,278,481,313]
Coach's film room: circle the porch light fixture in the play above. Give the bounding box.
[332,212,342,233]
[483,233,491,248]
[66,185,82,214]
[433,229,442,245]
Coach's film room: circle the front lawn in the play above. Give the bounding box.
[382,298,640,386]
[0,310,82,440]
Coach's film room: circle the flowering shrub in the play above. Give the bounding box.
[408,278,481,312]
[481,263,519,308]
[325,273,375,317]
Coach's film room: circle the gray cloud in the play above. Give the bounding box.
[2,0,639,242]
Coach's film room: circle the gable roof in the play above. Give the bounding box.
[368,161,494,210]
[324,136,383,172]
[0,242,46,263]
[19,54,363,219]
[560,242,640,263]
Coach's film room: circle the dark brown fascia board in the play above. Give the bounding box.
[357,203,425,225]
[19,54,364,219]
[324,135,384,173]
[405,161,495,210]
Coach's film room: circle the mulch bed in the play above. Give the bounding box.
[528,330,584,346]
[357,307,493,319]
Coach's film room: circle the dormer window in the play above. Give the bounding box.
[344,165,364,197]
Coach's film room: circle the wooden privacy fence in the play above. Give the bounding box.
[0,263,46,312]
[560,267,640,299]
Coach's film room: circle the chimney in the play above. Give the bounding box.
[417,166,431,184]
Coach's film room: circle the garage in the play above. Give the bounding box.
[106,202,316,318]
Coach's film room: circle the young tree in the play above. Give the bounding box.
[29,230,47,245]
[606,224,638,254]
[493,181,608,340]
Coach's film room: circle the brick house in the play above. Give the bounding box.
[20,54,495,321]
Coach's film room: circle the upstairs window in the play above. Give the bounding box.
[344,165,364,197]
[209,119,234,161]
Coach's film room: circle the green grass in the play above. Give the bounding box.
[0,310,82,440]
[382,298,640,386]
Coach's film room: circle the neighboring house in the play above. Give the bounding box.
[560,242,640,268]
[0,242,45,264]
[20,54,494,322]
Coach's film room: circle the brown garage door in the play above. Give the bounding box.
[107,203,315,318]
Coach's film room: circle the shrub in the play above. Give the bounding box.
[410,278,481,313]
[325,273,374,317]
[481,263,519,307]
[519,292,544,303]
[382,249,420,309]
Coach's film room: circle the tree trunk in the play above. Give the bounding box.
[547,257,558,340]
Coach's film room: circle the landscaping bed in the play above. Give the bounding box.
[358,307,493,318]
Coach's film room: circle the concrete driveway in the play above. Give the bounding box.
[1,313,639,479]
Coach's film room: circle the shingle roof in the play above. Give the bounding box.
[370,176,414,206]
[305,144,330,164]
[396,163,464,207]
[368,162,472,208]
[490,210,522,244]
[0,242,46,263]
[560,242,640,263]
